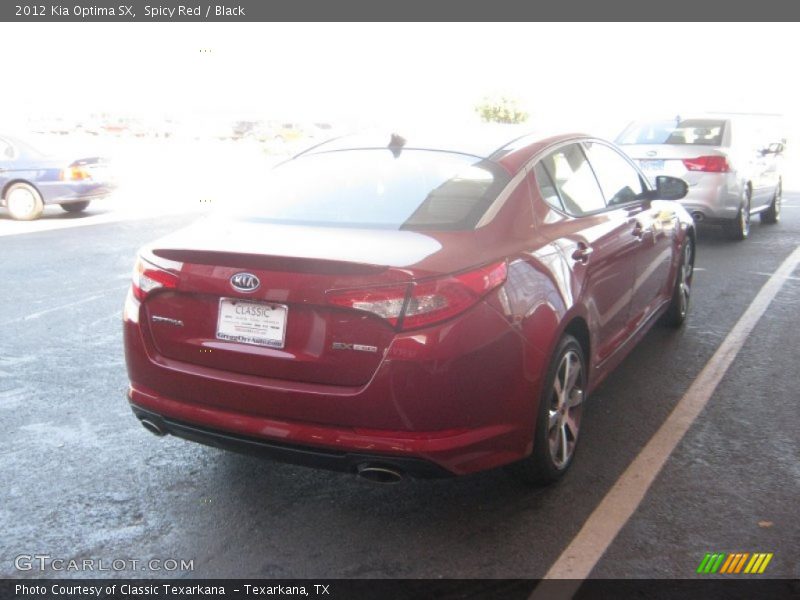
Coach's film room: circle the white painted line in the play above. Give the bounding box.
[752,271,800,282]
[0,285,129,327]
[533,245,800,590]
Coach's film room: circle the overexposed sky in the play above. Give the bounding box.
[2,22,798,137]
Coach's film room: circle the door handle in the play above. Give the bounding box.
[572,243,594,264]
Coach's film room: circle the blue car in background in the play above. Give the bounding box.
[0,134,115,220]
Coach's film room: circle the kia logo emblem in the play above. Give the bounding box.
[646,150,658,157]
[230,272,260,292]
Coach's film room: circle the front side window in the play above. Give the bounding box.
[229,149,510,231]
[539,144,606,216]
[583,142,647,206]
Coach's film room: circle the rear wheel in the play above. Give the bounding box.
[662,237,694,328]
[61,201,91,213]
[726,187,751,241]
[510,334,586,485]
[4,182,44,221]
[761,181,781,224]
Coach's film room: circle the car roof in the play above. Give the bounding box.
[296,126,588,173]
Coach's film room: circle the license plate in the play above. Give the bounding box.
[639,159,665,171]
[216,298,287,348]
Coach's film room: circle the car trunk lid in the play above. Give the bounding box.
[139,218,487,387]
[620,143,730,184]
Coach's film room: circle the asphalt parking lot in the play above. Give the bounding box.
[1,191,798,580]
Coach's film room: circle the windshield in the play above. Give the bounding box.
[229,149,511,231]
[617,119,726,146]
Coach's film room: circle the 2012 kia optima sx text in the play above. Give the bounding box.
[123,130,696,484]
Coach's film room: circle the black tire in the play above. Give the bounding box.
[662,237,694,328]
[760,180,781,224]
[61,201,91,213]
[510,334,587,485]
[726,187,751,241]
[4,182,44,221]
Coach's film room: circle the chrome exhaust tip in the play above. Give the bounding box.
[692,211,705,222]
[356,464,403,484]
[139,418,167,437]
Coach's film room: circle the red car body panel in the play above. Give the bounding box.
[123,132,694,477]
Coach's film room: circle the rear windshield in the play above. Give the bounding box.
[232,149,511,230]
[617,119,726,146]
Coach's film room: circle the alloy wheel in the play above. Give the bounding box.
[7,187,37,218]
[678,242,693,318]
[740,202,750,238]
[547,350,584,469]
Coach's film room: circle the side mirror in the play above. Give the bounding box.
[655,175,688,201]
[768,142,784,155]
[760,142,784,156]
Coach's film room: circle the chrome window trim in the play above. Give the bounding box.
[475,135,588,228]
[474,166,529,228]
[476,135,655,228]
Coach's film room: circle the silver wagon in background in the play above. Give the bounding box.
[616,115,784,240]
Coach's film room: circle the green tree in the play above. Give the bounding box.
[475,96,529,124]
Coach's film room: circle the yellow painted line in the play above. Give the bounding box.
[758,553,774,574]
[720,553,736,574]
[748,554,765,573]
[535,246,800,587]
[744,554,759,573]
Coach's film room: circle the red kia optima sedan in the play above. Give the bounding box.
[123,129,695,484]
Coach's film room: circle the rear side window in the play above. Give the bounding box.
[618,119,726,146]
[533,162,563,211]
[582,142,648,206]
[538,144,606,215]
[2,137,45,159]
[233,149,511,230]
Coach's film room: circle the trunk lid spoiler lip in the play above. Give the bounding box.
[139,218,496,277]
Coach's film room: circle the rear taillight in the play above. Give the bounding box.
[327,284,409,327]
[682,156,730,173]
[326,261,507,331]
[131,256,179,301]
[60,166,92,181]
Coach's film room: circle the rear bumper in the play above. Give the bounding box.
[39,181,116,205]
[131,404,452,478]
[126,374,530,477]
[124,292,539,476]
[676,172,742,222]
